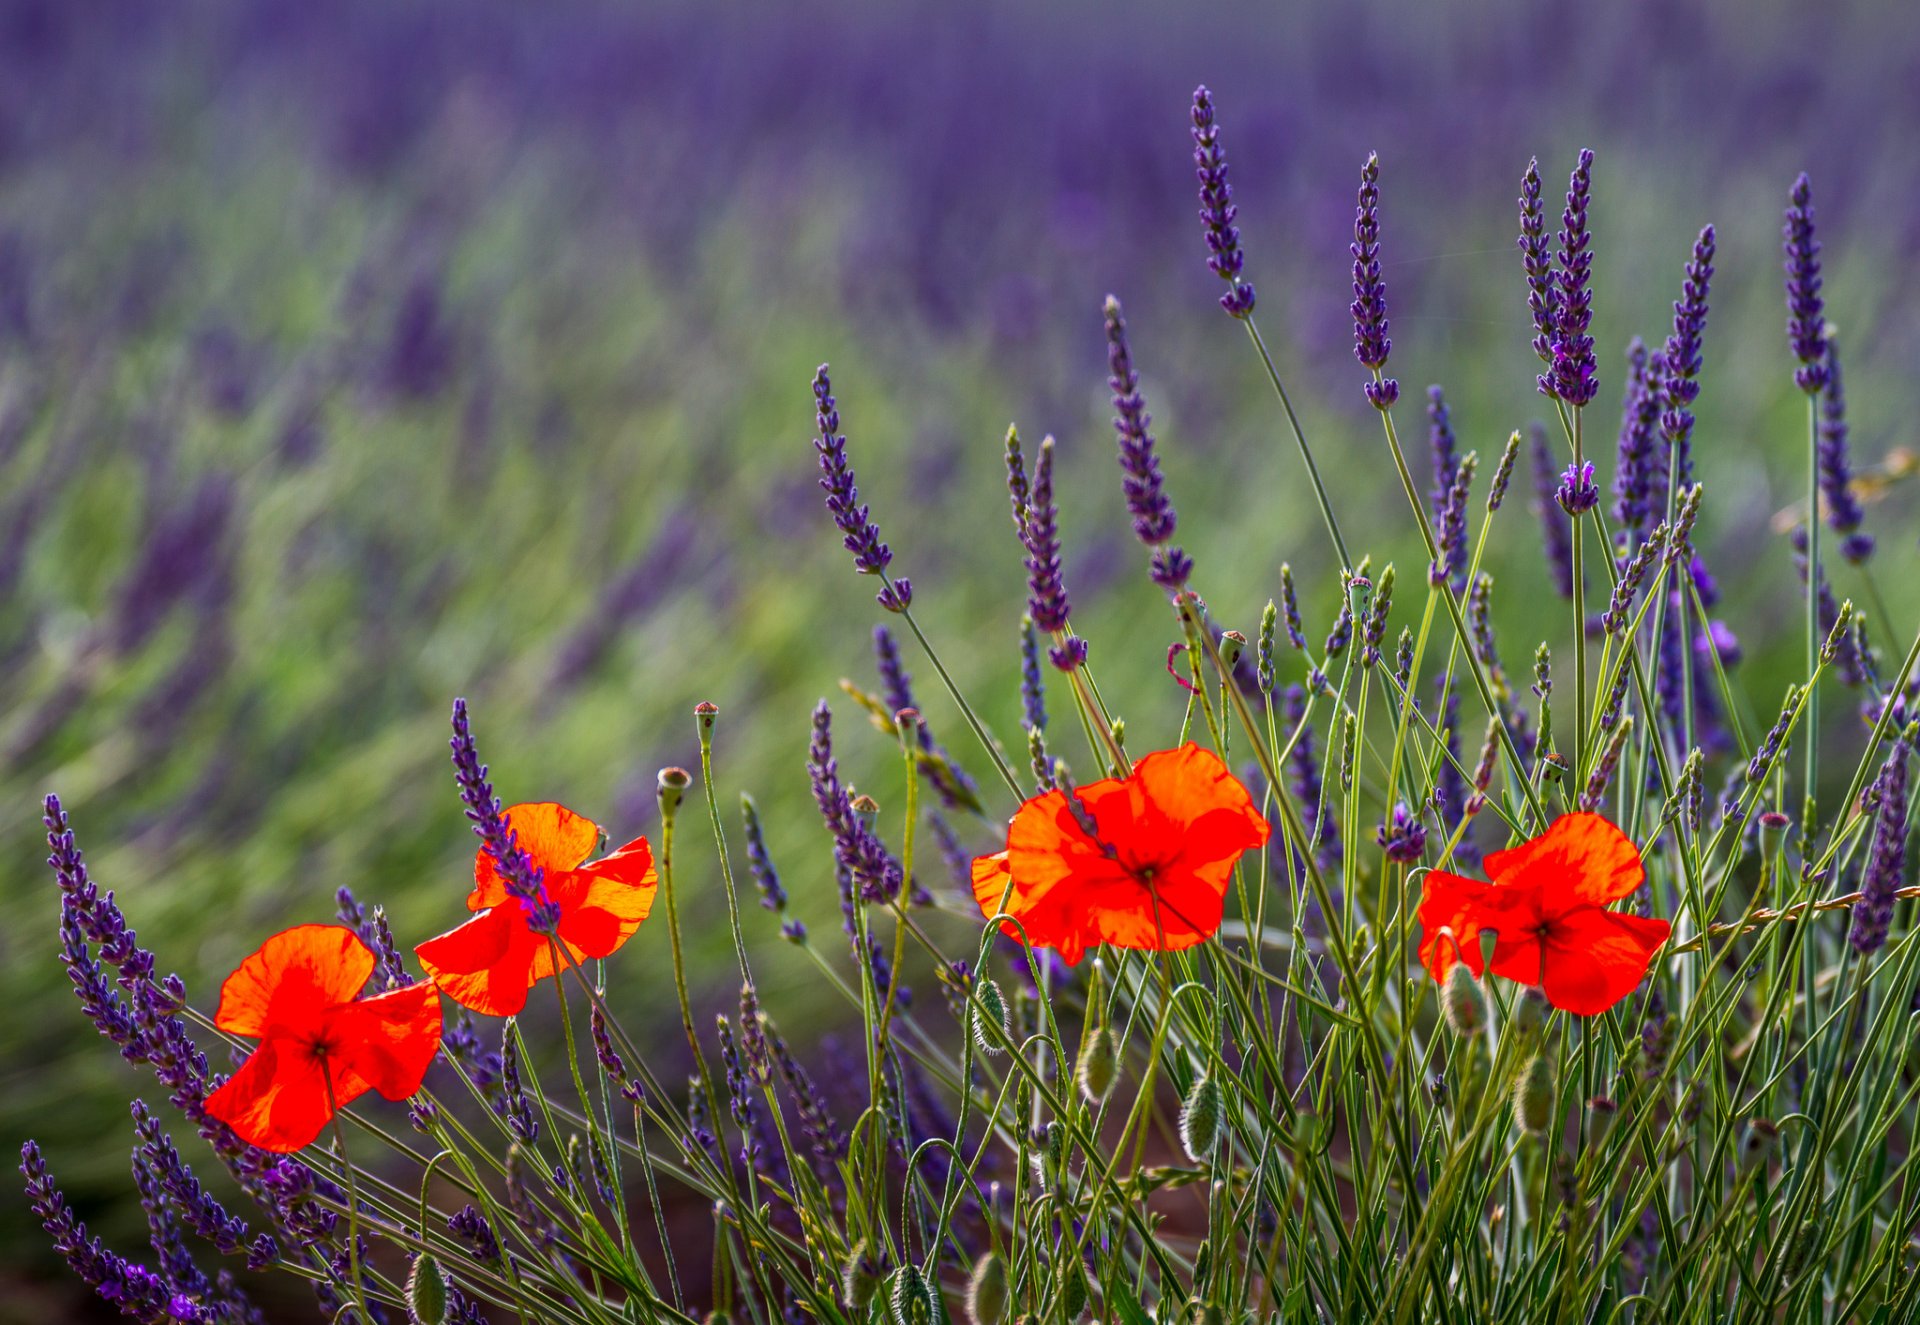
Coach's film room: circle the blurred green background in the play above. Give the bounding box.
[3,0,1916,1316]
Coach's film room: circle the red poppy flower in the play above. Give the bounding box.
[415,802,656,1017]
[971,743,1270,965]
[203,925,442,1153]
[1417,811,1670,1016]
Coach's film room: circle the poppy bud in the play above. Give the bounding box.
[1777,1213,1822,1281]
[1076,1025,1120,1104]
[966,1251,1009,1325]
[1029,1120,1064,1189]
[1442,962,1487,1036]
[890,1262,934,1325]
[1478,927,1500,971]
[406,1253,448,1325]
[1739,1117,1780,1174]
[1060,1260,1088,1320]
[657,766,691,814]
[1193,1237,1212,1286]
[1511,987,1550,1038]
[840,1240,881,1313]
[1585,1096,1617,1149]
[1514,1053,1555,1135]
[1180,1074,1224,1160]
[973,979,1009,1055]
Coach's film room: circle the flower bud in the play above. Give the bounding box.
[972,979,1009,1055]
[1180,1073,1224,1160]
[966,1251,1009,1325]
[840,1239,880,1312]
[1442,963,1487,1036]
[890,1262,934,1325]
[1076,1025,1120,1104]
[1584,1095,1617,1150]
[1478,927,1500,971]
[1028,1120,1064,1189]
[1510,987,1550,1038]
[406,1253,448,1325]
[1514,1053,1556,1136]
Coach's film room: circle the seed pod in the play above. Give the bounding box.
[1180,1074,1224,1160]
[966,1251,1009,1325]
[973,979,1009,1055]
[1510,987,1550,1039]
[1514,1053,1555,1136]
[1585,1096,1617,1150]
[1076,1025,1119,1104]
[406,1253,448,1325]
[1739,1117,1780,1174]
[1442,963,1487,1035]
[841,1239,880,1313]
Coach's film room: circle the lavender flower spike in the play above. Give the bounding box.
[1023,436,1085,670]
[1104,295,1190,590]
[1518,158,1557,369]
[1426,386,1458,516]
[1530,424,1574,598]
[1613,339,1664,540]
[1549,149,1598,406]
[1783,174,1828,393]
[1351,153,1397,408]
[1191,85,1255,318]
[1817,336,1873,562]
[1849,738,1910,955]
[450,698,559,933]
[1660,224,1715,491]
[1556,460,1599,516]
[812,364,910,611]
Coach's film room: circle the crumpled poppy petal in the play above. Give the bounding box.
[327,982,445,1102]
[415,906,546,1017]
[555,836,658,960]
[469,802,601,910]
[1537,907,1671,1016]
[1483,811,1643,910]
[1417,872,1494,981]
[214,925,374,1039]
[204,1039,345,1153]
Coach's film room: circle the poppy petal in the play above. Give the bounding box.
[214,925,375,1039]
[1416,872,1494,982]
[470,802,602,910]
[204,1039,350,1153]
[415,906,545,1017]
[555,836,658,960]
[1126,744,1273,853]
[1484,812,1643,909]
[1537,907,1671,1016]
[327,982,445,1102]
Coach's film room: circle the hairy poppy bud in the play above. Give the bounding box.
[841,1239,880,1312]
[1076,1025,1120,1104]
[966,1251,1009,1325]
[1514,1053,1555,1135]
[1029,1120,1064,1189]
[1180,1073,1224,1159]
[1511,987,1550,1038]
[890,1262,934,1325]
[972,979,1009,1055]
[1060,1260,1088,1320]
[1585,1095,1617,1149]
[1442,963,1487,1035]
[406,1253,448,1325]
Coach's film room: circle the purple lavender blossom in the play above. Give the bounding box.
[1104,295,1190,590]
[450,698,559,933]
[448,1205,500,1264]
[812,364,909,611]
[1783,174,1828,393]
[1019,615,1047,731]
[715,1015,762,1166]
[1284,684,1340,870]
[1849,739,1910,955]
[1022,437,1083,669]
[1431,453,1476,591]
[1375,803,1427,862]
[873,625,979,811]
[740,793,787,911]
[1426,387,1458,516]
[1613,339,1665,539]
[768,1025,848,1172]
[1549,150,1599,406]
[23,1142,187,1322]
[1660,224,1715,491]
[1191,86,1254,318]
[1518,158,1557,369]
[1817,338,1873,562]
[1556,460,1599,516]
[807,701,903,903]
[1530,425,1574,597]
[1351,153,1396,407]
[1791,525,1865,686]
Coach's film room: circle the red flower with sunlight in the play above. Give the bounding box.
[415,802,656,1017]
[203,925,442,1153]
[971,743,1270,965]
[1417,811,1670,1016]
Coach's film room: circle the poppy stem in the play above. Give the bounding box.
[321,1061,375,1325]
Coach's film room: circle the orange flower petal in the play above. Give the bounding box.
[415,906,547,1017]
[469,802,602,911]
[204,1039,348,1153]
[1126,744,1273,854]
[214,925,375,1039]
[554,836,658,960]
[1538,908,1670,1016]
[326,982,445,1102]
[1483,812,1643,910]
[1416,871,1493,982]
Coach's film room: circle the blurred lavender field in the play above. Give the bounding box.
[3,0,1917,1315]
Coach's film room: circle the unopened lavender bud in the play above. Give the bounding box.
[1585,1096,1617,1149]
[1443,963,1487,1036]
[1488,431,1521,512]
[657,766,690,814]
[1739,1118,1780,1173]
[1278,565,1306,650]
[1820,600,1855,664]
[966,1252,1009,1325]
[1180,1074,1224,1160]
[972,979,1009,1055]
[407,1253,449,1325]
[1257,601,1278,693]
[1514,1054,1556,1135]
[1511,987,1550,1038]
[1076,1025,1120,1104]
